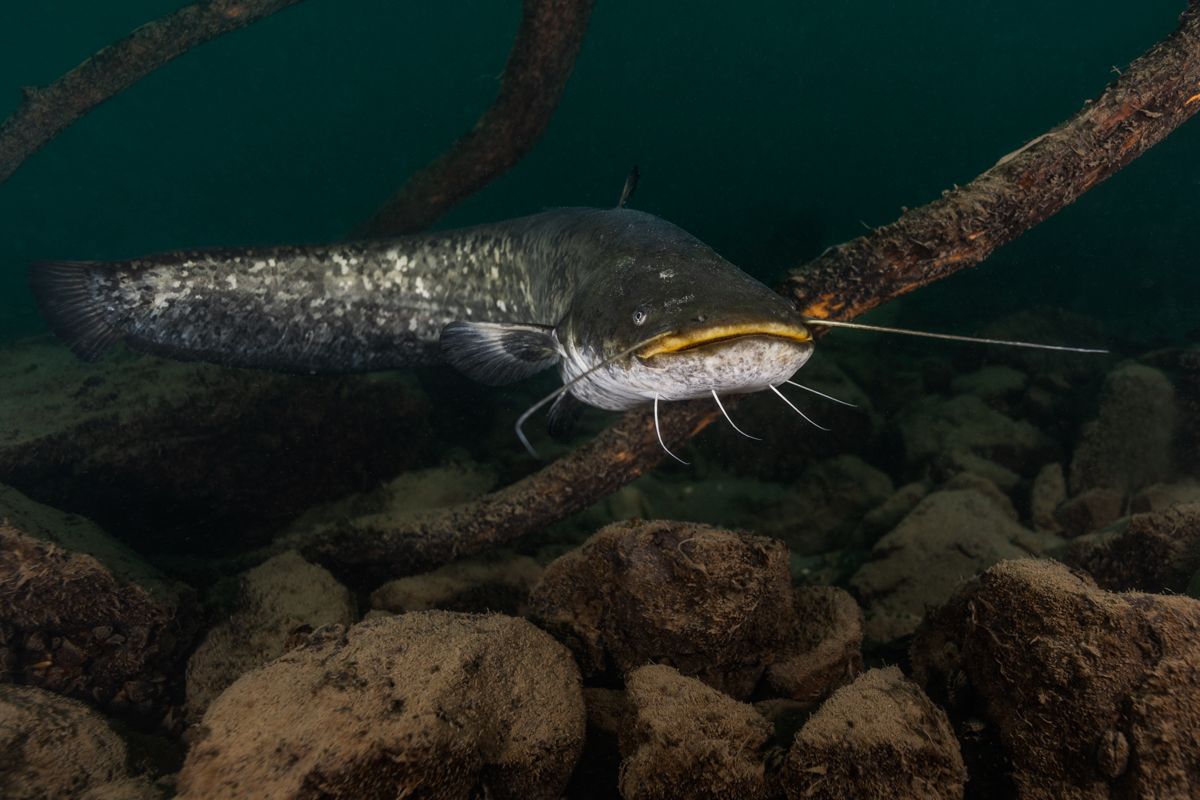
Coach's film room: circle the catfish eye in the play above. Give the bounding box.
[632,308,649,326]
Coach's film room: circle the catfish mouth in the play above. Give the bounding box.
[637,322,812,359]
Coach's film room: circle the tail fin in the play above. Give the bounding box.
[29,260,123,361]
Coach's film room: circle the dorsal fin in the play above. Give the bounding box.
[617,165,640,208]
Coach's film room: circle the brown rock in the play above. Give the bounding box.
[1053,486,1125,537]
[178,612,585,800]
[0,684,159,800]
[528,520,793,698]
[0,524,188,719]
[1060,503,1200,593]
[619,665,774,800]
[897,393,1057,474]
[1031,462,1067,532]
[859,481,929,538]
[1131,480,1200,513]
[782,667,966,800]
[185,551,355,718]
[911,559,1200,799]
[849,489,1052,642]
[763,587,863,707]
[370,553,542,617]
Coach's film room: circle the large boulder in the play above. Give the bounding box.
[782,667,966,800]
[527,520,794,699]
[0,684,160,799]
[178,612,585,800]
[185,551,355,718]
[619,665,775,800]
[912,559,1200,799]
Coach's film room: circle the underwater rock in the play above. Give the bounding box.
[763,586,863,708]
[1060,503,1200,593]
[941,472,1019,520]
[1069,363,1178,497]
[1030,462,1067,533]
[0,341,435,553]
[850,489,1056,643]
[772,455,894,555]
[911,559,1200,799]
[0,684,160,800]
[184,551,355,719]
[619,665,774,800]
[1131,479,1200,513]
[527,520,793,699]
[0,523,190,720]
[858,481,929,539]
[370,553,543,617]
[898,393,1058,475]
[934,450,1021,493]
[178,611,585,800]
[1053,486,1124,538]
[782,667,966,800]
[0,482,186,606]
[950,364,1028,410]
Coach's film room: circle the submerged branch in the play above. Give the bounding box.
[300,1,1200,579]
[297,399,718,581]
[355,0,595,237]
[0,0,305,185]
[786,1,1200,319]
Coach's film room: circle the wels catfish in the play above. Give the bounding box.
[30,205,1104,461]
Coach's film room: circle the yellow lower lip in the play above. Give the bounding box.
[638,322,811,358]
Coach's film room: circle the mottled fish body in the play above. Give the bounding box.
[32,208,816,413]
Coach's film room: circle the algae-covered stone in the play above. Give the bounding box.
[850,489,1053,642]
[783,667,966,800]
[912,559,1200,798]
[178,612,585,800]
[0,685,160,800]
[528,520,793,698]
[619,665,774,800]
[185,551,355,718]
[1069,363,1178,496]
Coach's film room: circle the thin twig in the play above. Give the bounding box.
[0,0,306,185]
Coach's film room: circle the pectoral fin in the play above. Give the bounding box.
[547,392,585,439]
[440,321,560,385]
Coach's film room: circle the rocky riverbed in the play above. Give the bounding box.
[1,310,1198,798]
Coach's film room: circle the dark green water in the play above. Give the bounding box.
[1,1,1195,342]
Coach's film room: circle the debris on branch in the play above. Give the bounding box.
[356,0,595,237]
[0,0,306,185]
[302,1,1200,579]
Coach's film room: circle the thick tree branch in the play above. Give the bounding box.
[0,0,305,185]
[299,2,1200,580]
[356,0,595,237]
